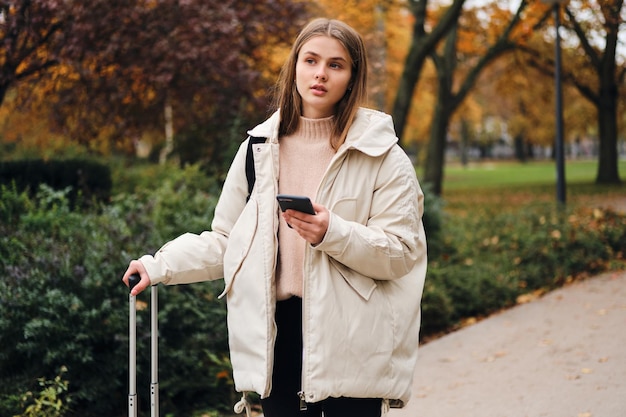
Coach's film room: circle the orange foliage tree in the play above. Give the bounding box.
[415,0,553,195]
[1,0,310,167]
[518,0,625,184]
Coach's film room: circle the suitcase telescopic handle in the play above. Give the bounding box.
[129,274,141,292]
[128,273,141,417]
[127,273,160,417]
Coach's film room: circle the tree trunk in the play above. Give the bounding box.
[160,93,174,165]
[562,3,623,184]
[391,0,429,140]
[371,4,387,111]
[514,134,527,162]
[460,118,471,166]
[391,0,466,141]
[425,102,451,196]
[0,84,7,108]
[596,82,620,183]
[424,26,456,196]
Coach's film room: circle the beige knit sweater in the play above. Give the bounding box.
[276,116,335,300]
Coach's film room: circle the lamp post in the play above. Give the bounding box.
[543,0,567,205]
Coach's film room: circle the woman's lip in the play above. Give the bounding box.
[311,84,327,92]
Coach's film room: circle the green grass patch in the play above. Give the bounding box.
[442,159,626,190]
[435,160,625,216]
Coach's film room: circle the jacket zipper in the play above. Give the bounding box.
[297,147,347,410]
[299,260,309,411]
[298,391,307,410]
[297,152,344,409]
[300,225,311,411]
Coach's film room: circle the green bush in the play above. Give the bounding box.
[14,366,71,417]
[0,170,233,417]
[420,202,626,336]
[420,183,446,259]
[0,185,136,416]
[0,159,112,206]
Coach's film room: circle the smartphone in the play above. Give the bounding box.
[276,194,315,215]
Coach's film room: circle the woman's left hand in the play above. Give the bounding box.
[282,202,329,245]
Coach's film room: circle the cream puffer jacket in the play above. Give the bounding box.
[140,107,427,408]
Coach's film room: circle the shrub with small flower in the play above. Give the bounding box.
[421,186,626,337]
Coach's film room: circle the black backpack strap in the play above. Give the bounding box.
[246,136,266,201]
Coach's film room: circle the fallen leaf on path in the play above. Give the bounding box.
[484,351,507,363]
[460,317,477,326]
[538,338,553,346]
[516,293,536,304]
[516,289,545,304]
[416,386,432,398]
[581,368,593,374]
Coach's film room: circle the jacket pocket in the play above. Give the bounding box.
[329,196,360,222]
[329,258,377,301]
[219,199,258,298]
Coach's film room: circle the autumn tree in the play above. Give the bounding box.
[520,0,625,184]
[423,0,550,195]
[54,1,309,167]
[391,0,467,142]
[473,47,597,163]
[1,1,309,168]
[306,0,395,111]
[0,1,64,106]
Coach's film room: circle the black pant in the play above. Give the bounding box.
[260,297,381,417]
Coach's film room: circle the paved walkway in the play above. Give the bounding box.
[389,270,626,417]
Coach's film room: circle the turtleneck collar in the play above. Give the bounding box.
[292,115,334,141]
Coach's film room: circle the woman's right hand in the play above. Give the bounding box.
[122,260,152,296]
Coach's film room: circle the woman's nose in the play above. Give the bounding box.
[315,70,327,81]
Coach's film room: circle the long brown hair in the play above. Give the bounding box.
[271,18,368,150]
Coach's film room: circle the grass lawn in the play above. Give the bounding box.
[436,159,626,213]
[442,159,626,189]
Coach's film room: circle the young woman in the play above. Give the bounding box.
[123,18,427,417]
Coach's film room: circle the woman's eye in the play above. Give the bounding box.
[305,58,316,64]
[330,62,341,69]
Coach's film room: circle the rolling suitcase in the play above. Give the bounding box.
[128,274,159,417]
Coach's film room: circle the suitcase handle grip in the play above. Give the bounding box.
[129,274,141,292]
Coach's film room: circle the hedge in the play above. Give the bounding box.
[0,159,112,205]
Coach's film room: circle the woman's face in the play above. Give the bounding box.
[295,35,352,119]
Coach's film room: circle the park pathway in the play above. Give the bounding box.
[389,270,626,417]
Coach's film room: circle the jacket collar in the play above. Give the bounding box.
[247,108,399,157]
[247,111,281,142]
[342,108,398,157]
